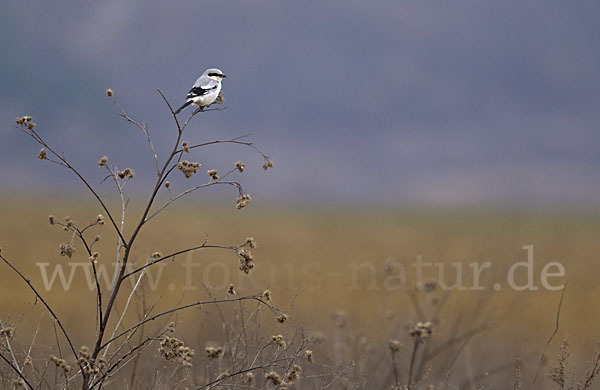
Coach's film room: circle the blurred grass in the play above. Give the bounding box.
[0,196,599,368]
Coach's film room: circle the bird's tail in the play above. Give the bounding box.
[174,100,192,115]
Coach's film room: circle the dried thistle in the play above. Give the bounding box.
[159,336,194,367]
[277,313,289,324]
[50,354,72,373]
[236,193,252,209]
[235,161,245,172]
[0,327,14,338]
[286,364,302,383]
[304,349,314,363]
[227,283,236,295]
[244,236,257,248]
[59,243,76,258]
[237,249,254,274]
[272,334,286,348]
[176,160,201,178]
[98,156,108,168]
[262,159,274,170]
[117,167,135,179]
[263,289,272,301]
[207,169,219,180]
[409,321,433,343]
[388,339,403,353]
[265,371,283,385]
[205,346,224,359]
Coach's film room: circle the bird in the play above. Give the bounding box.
[174,68,227,114]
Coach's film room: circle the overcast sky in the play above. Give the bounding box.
[1,1,599,207]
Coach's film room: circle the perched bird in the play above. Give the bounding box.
[174,68,226,114]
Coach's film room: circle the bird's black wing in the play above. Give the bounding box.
[186,85,218,99]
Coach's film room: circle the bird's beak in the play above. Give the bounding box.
[221,74,227,78]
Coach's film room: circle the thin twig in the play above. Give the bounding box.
[533,285,567,385]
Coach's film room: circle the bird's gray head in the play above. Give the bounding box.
[204,68,226,81]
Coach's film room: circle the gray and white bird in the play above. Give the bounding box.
[174,68,226,114]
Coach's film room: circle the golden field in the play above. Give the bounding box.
[1,196,599,388]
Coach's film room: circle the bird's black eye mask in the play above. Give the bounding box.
[208,73,226,77]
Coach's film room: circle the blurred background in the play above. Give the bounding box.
[1,1,600,387]
[2,0,600,206]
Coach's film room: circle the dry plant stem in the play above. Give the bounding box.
[71,226,104,329]
[123,242,239,279]
[0,351,34,390]
[533,286,567,386]
[390,350,400,388]
[0,253,79,364]
[17,127,127,246]
[109,96,160,175]
[102,268,147,358]
[99,295,276,353]
[199,356,297,390]
[0,316,20,375]
[407,340,420,390]
[90,89,189,366]
[146,181,242,222]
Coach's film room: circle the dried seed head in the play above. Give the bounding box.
[227,284,236,295]
[96,214,105,225]
[24,355,32,366]
[0,327,14,338]
[119,167,135,179]
[244,236,257,248]
[262,289,272,301]
[235,161,245,172]
[59,243,76,258]
[272,334,286,348]
[12,379,24,387]
[286,364,302,383]
[262,159,274,170]
[98,156,108,168]
[94,234,101,242]
[182,141,190,153]
[159,336,194,367]
[236,193,252,209]
[304,349,314,363]
[409,321,433,343]
[177,160,201,178]
[49,215,55,225]
[277,313,289,324]
[165,180,171,189]
[207,169,219,180]
[38,148,47,160]
[106,88,114,97]
[167,322,176,333]
[388,339,403,353]
[151,251,162,259]
[205,346,223,359]
[27,121,36,130]
[237,249,254,274]
[245,372,254,384]
[265,371,283,385]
